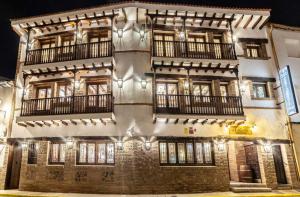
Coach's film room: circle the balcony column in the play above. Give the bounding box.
[153,67,157,113]
[229,20,237,58]
[186,69,193,114]
[234,70,244,115]
[20,74,28,116]
[183,16,188,58]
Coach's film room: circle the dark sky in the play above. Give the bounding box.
[1,0,300,79]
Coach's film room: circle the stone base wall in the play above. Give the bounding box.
[18,140,230,194]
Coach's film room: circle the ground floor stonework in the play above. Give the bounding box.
[1,138,300,194]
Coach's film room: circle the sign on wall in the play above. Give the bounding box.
[279,65,299,116]
[229,125,253,136]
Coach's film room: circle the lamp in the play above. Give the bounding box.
[74,80,81,90]
[215,139,226,151]
[117,79,123,88]
[184,80,189,90]
[252,124,257,132]
[117,140,124,150]
[264,143,272,153]
[224,124,229,134]
[141,80,147,89]
[144,140,151,151]
[66,138,73,149]
[117,29,123,38]
[21,141,28,149]
[139,27,146,40]
[179,31,185,41]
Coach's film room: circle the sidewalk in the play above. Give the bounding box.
[1,190,300,197]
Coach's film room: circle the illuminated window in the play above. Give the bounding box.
[49,142,65,165]
[28,142,37,164]
[77,142,114,165]
[159,140,214,165]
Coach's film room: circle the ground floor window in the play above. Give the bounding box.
[159,140,214,165]
[77,141,115,165]
[49,142,66,165]
[28,142,38,164]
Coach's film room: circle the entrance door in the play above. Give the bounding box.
[244,144,261,183]
[272,145,287,184]
[6,142,22,189]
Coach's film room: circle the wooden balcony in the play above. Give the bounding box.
[20,94,113,116]
[155,94,243,116]
[25,40,113,65]
[153,40,236,60]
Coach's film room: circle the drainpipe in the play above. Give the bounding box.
[268,24,300,180]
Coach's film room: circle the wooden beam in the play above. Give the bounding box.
[183,119,189,124]
[81,119,88,125]
[259,16,270,30]
[42,121,51,127]
[18,122,27,127]
[34,121,43,127]
[243,15,254,29]
[210,119,218,125]
[209,13,216,26]
[217,14,226,27]
[61,120,68,126]
[234,14,244,28]
[70,120,77,125]
[174,118,179,124]
[25,122,35,127]
[165,118,169,124]
[201,119,208,125]
[252,15,263,29]
[192,119,198,124]
[90,119,97,125]
[100,118,106,125]
[51,120,59,126]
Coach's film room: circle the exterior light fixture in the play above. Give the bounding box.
[117,29,123,38]
[74,80,81,90]
[252,124,257,132]
[117,79,123,88]
[224,124,229,134]
[184,80,189,90]
[179,31,185,41]
[116,140,124,150]
[66,138,73,149]
[144,140,151,151]
[263,142,272,153]
[141,80,147,89]
[139,26,146,40]
[214,139,226,151]
[21,141,28,149]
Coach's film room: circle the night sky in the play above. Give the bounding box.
[1,0,300,79]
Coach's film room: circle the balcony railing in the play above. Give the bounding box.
[153,40,236,60]
[20,94,113,116]
[25,40,113,65]
[155,94,243,116]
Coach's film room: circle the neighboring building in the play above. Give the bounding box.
[0,76,14,189]
[270,23,300,181]
[3,1,299,193]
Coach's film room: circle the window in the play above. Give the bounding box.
[246,44,260,58]
[239,38,268,59]
[193,83,211,96]
[253,83,269,99]
[220,85,228,97]
[28,142,38,164]
[154,34,175,57]
[159,140,214,165]
[188,35,206,53]
[49,142,66,165]
[87,82,109,108]
[58,84,72,97]
[77,142,115,165]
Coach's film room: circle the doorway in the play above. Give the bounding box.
[228,141,261,183]
[272,145,287,184]
[5,142,22,189]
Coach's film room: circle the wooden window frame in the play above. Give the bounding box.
[48,142,66,165]
[86,81,109,96]
[57,82,72,97]
[27,142,37,165]
[159,139,215,166]
[76,141,115,165]
[192,82,212,96]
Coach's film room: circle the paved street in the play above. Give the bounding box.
[1,190,300,197]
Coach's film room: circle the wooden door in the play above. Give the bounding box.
[7,142,22,189]
[244,144,261,182]
[272,145,287,184]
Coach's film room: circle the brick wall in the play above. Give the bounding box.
[18,139,230,194]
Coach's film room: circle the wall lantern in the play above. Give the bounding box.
[116,140,124,150]
[141,80,147,89]
[117,79,123,88]
[74,80,81,90]
[144,140,151,151]
[179,31,185,41]
[183,80,189,90]
[21,141,28,149]
[252,124,257,132]
[66,138,74,149]
[215,139,226,151]
[117,29,124,38]
[263,142,272,153]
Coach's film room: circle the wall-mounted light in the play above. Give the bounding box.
[66,138,74,149]
[184,80,189,90]
[74,80,81,90]
[179,31,185,41]
[144,140,151,151]
[224,124,229,134]
[252,124,257,132]
[214,139,226,151]
[117,29,124,38]
[21,141,28,149]
[141,80,147,89]
[263,142,272,153]
[117,79,123,88]
[116,140,124,150]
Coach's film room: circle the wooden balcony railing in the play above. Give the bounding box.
[153,40,237,60]
[20,94,113,116]
[25,40,113,65]
[155,94,243,116]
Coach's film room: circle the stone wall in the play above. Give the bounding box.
[18,139,230,194]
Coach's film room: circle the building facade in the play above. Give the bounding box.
[2,1,300,194]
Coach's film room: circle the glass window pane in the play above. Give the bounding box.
[98,144,106,163]
[201,85,210,96]
[177,143,186,164]
[87,143,95,163]
[193,85,201,95]
[156,84,166,94]
[167,84,177,95]
[186,143,194,163]
[79,143,87,163]
[195,143,203,164]
[159,143,167,163]
[168,143,176,164]
[220,85,228,97]
[106,143,114,164]
[51,144,59,162]
[88,85,98,95]
[59,144,65,162]
[204,142,212,163]
[98,84,108,94]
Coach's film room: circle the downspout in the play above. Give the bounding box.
[268,24,300,180]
